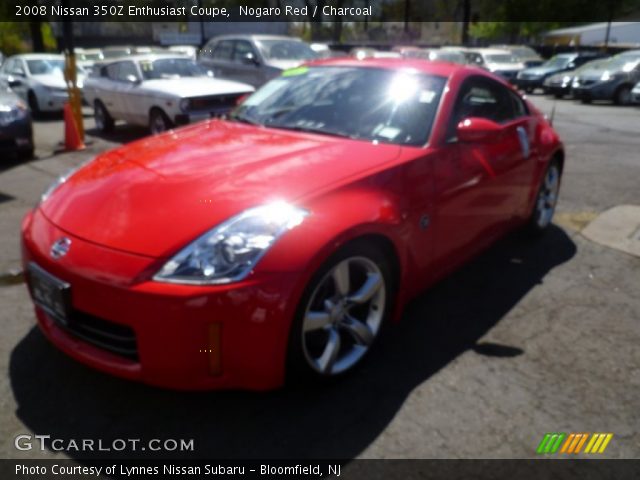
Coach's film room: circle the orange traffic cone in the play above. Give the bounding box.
[64,102,85,151]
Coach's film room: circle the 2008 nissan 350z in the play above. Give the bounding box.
[21,58,563,390]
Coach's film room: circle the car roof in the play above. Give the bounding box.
[97,53,190,64]
[209,34,302,42]
[306,57,471,78]
[13,53,64,60]
[472,48,513,56]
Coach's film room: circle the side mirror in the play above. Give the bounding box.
[457,117,502,143]
[8,77,22,87]
[125,74,141,84]
[241,52,259,66]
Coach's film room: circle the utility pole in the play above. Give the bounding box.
[461,0,471,46]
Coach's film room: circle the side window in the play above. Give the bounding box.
[233,40,256,62]
[448,76,518,138]
[115,61,139,82]
[212,40,234,61]
[201,40,216,59]
[105,63,120,81]
[508,90,528,119]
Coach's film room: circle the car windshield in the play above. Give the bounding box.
[601,56,640,72]
[544,56,571,68]
[78,52,102,61]
[256,40,317,61]
[103,49,130,59]
[485,54,518,64]
[229,66,446,146]
[26,59,65,75]
[139,58,210,79]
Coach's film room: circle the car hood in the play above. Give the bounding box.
[140,77,254,98]
[30,73,67,89]
[264,59,306,71]
[488,62,524,72]
[523,65,561,76]
[40,120,402,257]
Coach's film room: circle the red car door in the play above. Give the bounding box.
[431,75,532,277]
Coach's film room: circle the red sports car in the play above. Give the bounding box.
[21,59,563,390]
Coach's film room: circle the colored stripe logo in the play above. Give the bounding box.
[537,433,613,454]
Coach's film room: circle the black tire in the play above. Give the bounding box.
[554,93,564,99]
[27,91,40,117]
[613,85,632,106]
[94,100,114,133]
[18,147,34,160]
[524,87,534,94]
[286,240,396,383]
[526,158,562,236]
[149,108,172,135]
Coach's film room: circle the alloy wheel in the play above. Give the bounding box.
[301,256,386,375]
[535,164,560,229]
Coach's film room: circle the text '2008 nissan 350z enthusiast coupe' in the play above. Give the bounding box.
[21,58,563,390]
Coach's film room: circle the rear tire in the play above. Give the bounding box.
[94,100,114,133]
[287,241,395,383]
[149,108,172,135]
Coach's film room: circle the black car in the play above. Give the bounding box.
[516,52,607,93]
[0,79,33,159]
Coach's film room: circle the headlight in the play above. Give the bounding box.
[601,71,612,81]
[179,98,190,112]
[40,159,92,204]
[0,102,27,126]
[154,201,309,285]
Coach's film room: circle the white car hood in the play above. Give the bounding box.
[140,77,253,98]
[488,62,524,72]
[32,72,85,89]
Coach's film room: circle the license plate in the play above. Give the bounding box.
[28,263,71,326]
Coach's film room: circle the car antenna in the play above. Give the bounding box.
[549,102,556,126]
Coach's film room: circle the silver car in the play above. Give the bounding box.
[199,35,317,87]
[572,50,640,105]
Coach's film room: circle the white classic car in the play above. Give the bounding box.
[0,54,86,114]
[82,54,254,134]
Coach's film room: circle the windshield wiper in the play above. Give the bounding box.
[269,124,358,140]
[228,112,262,126]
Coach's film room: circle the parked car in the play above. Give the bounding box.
[75,48,104,74]
[470,49,525,82]
[0,54,86,114]
[542,58,609,98]
[632,80,640,104]
[167,45,198,60]
[23,58,563,390]
[491,45,544,67]
[199,35,318,87]
[404,49,467,64]
[83,54,254,135]
[516,52,606,93]
[0,79,33,159]
[572,50,640,105]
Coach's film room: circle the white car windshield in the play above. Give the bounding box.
[26,59,65,75]
[139,58,210,79]
[256,40,317,61]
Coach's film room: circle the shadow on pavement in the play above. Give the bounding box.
[9,225,576,463]
[86,126,150,146]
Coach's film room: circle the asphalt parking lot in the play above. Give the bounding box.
[0,96,638,461]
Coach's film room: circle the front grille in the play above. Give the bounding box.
[62,310,138,361]
[189,94,243,113]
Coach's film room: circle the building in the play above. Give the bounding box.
[543,22,640,47]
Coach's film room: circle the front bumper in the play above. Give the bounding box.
[0,118,33,155]
[572,80,618,101]
[38,90,68,112]
[21,208,304,390]
[516,77,544,90]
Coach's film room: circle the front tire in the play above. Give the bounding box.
[27,91,40,116]
[149,108,172,135]
[94,100,114,133]
[614,85,632,106]
[287,241,394,381]
[527,159,562,235]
